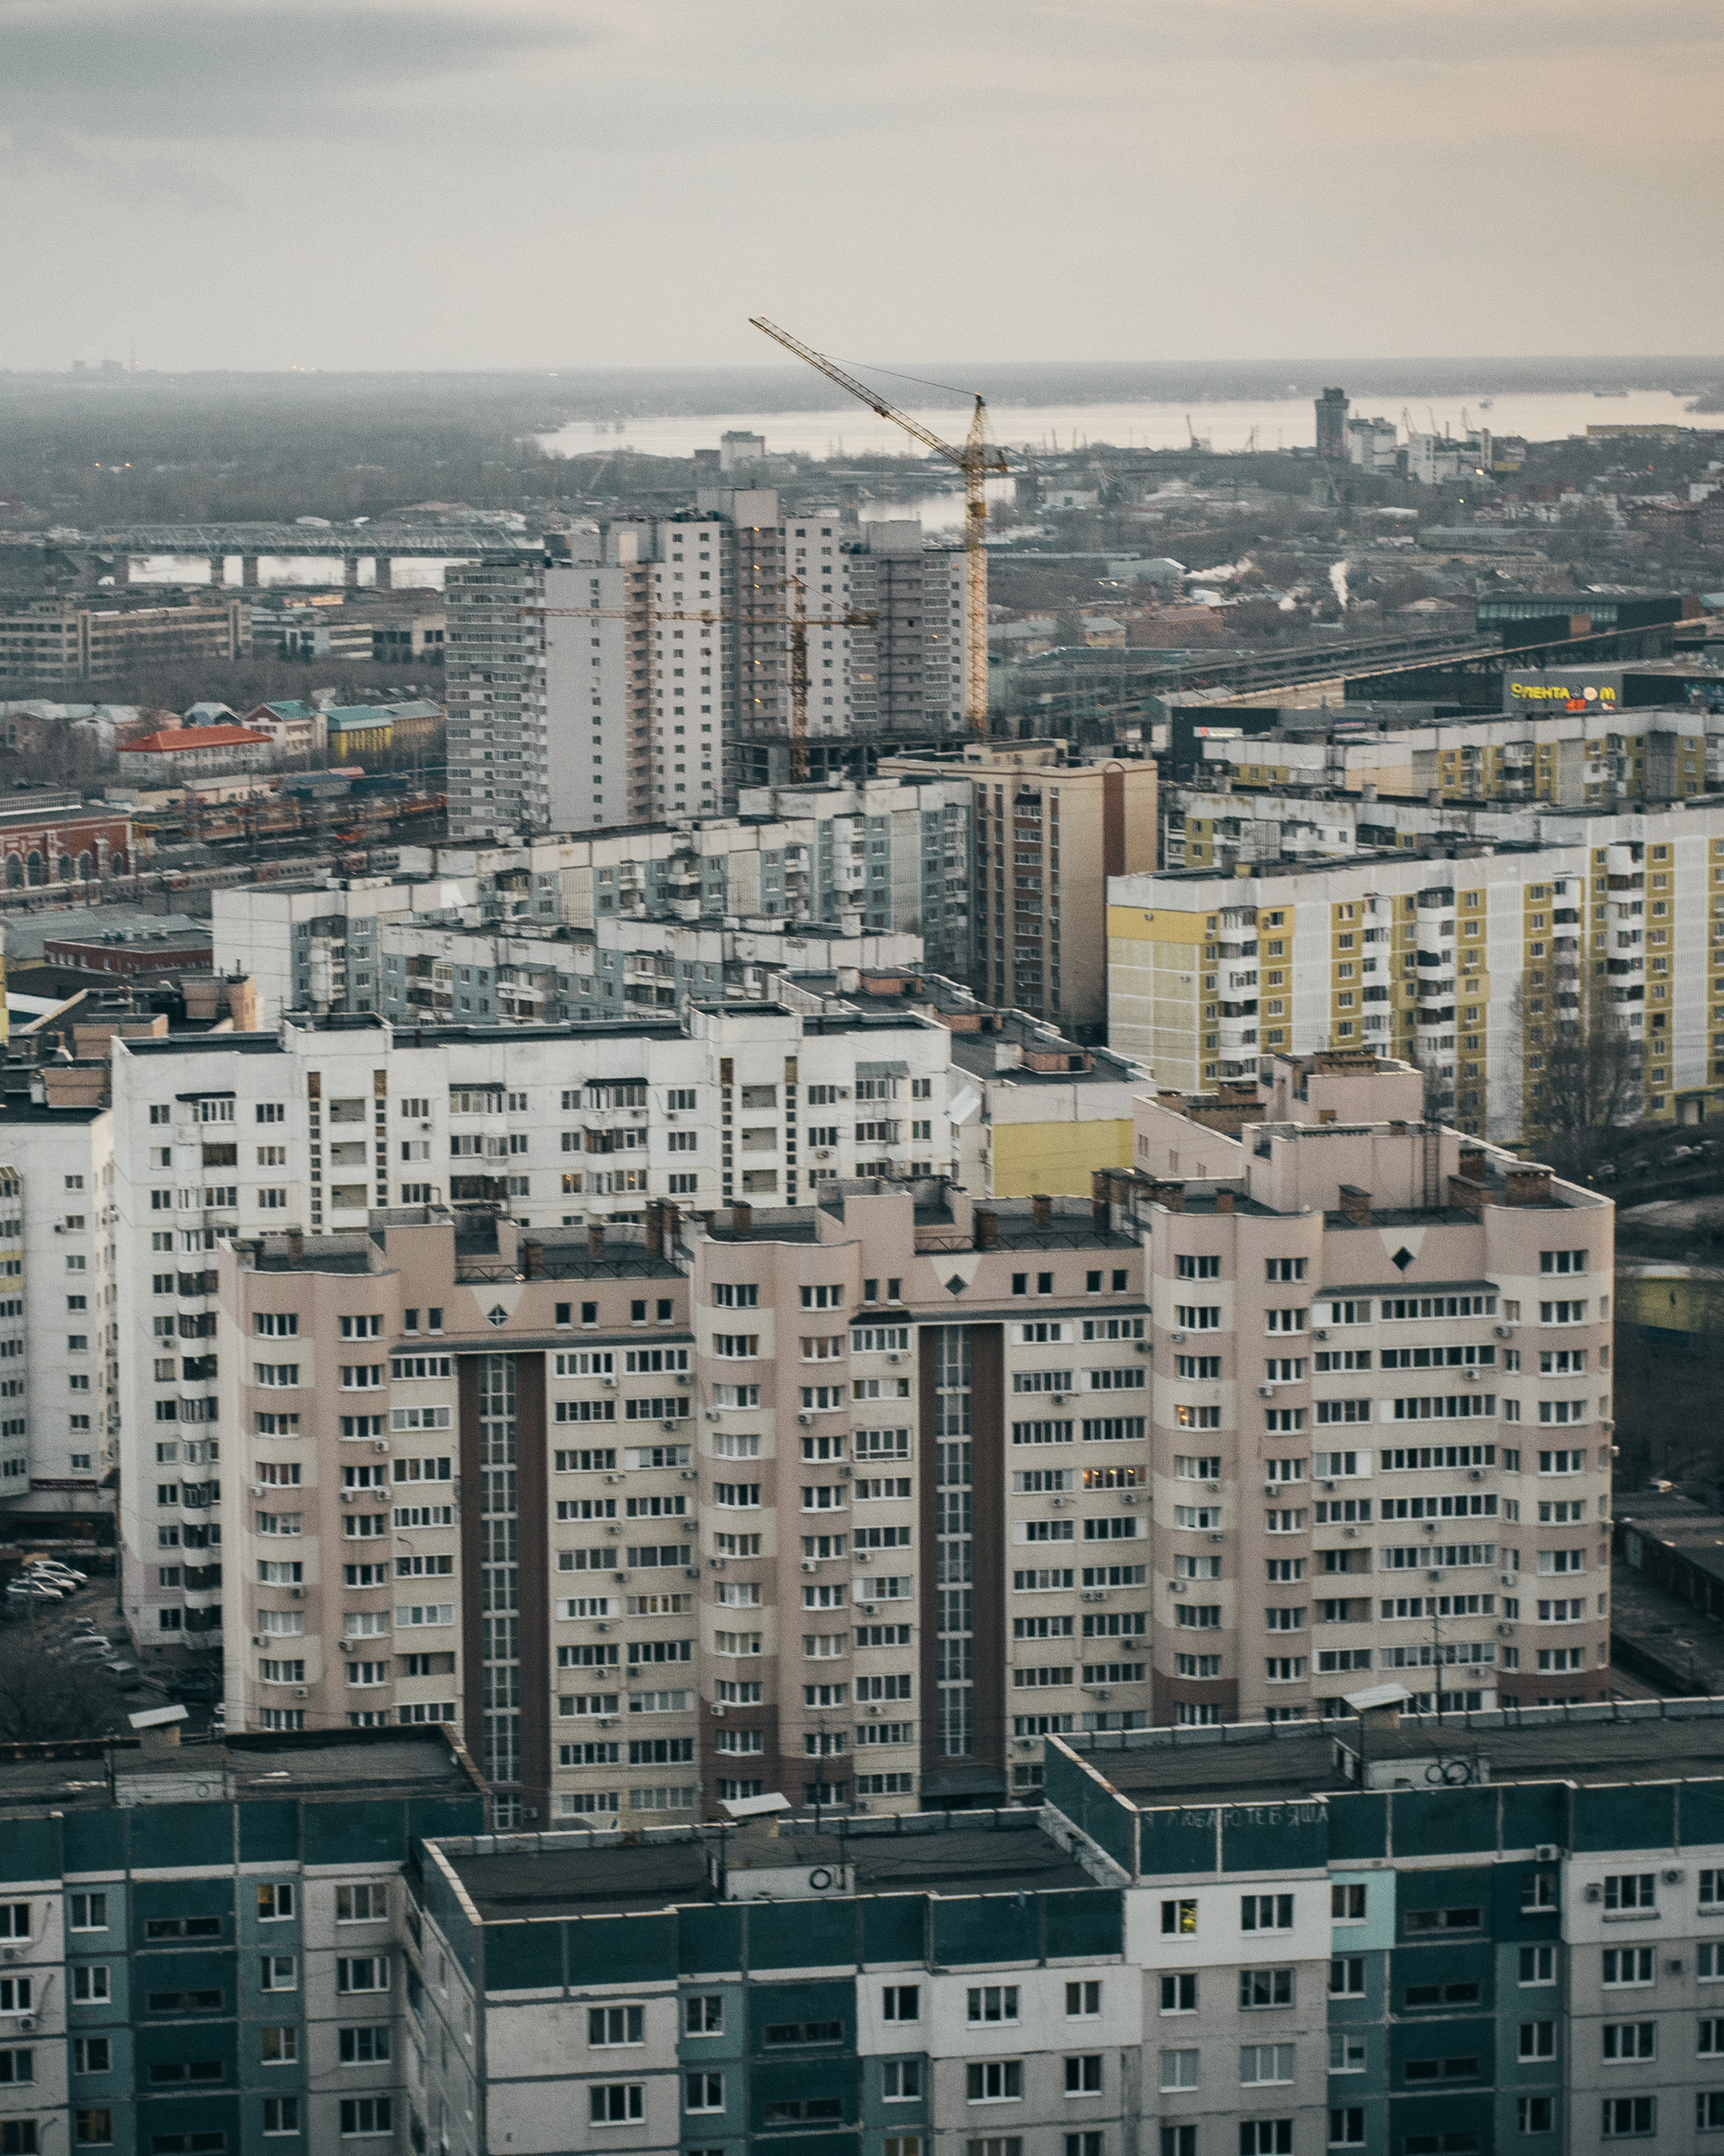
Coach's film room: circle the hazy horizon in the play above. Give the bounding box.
[3,1,1721,374]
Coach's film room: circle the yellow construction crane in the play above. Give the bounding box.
[749,315,1006,736]
[520,583,875,785]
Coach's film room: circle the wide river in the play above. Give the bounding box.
[540,389,1709,530]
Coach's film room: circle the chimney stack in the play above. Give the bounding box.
[732,1201,753,1238]
[523,1239,545,1280]
[1090,1171,1110,1235]
[588,1221,606,1260]
[1216,1189,1234,1215]
[974,1206,998,1251]
[1457,1146,1489,1184]
[1504,1164,1553,1208]
[1031,1192,1052,1230]
[1338,1184,1372,1227]
[643,1200,664,1261]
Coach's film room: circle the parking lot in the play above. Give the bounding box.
[2,1561,221,1733]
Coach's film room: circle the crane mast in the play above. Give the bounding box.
[749,315,1005,737]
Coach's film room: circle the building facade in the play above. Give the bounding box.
[1115,1062,1614,1727]
[882,742,1159,1038]
[1109,806,1724,1137]
[443,553,549,841]
[111,1004,957,1656]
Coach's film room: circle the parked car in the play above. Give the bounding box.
[168,1673,220,1701]
[8,1579,63,1600]
[103,1662,137,1681]
[210,1704,226,1734]
[27,1562,87,1584]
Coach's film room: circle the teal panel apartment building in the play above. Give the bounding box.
[13,1701,1724,2153]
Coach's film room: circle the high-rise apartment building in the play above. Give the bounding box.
[215,1179,1147,1824]
[110,1004,956,1653]
[1109,802,1724,1137]
[443,553,547,842]
[1117,1053,1614,1727]
[212,772,974,1024]
[0,1068,117,1507]
[883,741,1159,1037]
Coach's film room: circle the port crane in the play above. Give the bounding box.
[749,315,1006,735]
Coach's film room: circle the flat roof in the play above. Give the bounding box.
[0,1727,477,1817]
[1063,1699,1724,1815]
[446,1816,1097,1921]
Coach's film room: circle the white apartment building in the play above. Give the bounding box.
[0,1078,117,1509]
[211,773,974,1025]
[109,1003,956,1653]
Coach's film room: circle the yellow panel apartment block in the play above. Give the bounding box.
[1109,800,1724,1148]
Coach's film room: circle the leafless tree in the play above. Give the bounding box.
[1513,979,1640,1175]
[0,1629,130,1743]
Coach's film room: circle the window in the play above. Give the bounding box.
[69,1893,107,1931]
[1603,1948,1655,1986]
[1330,1957,1365,1996]
[685,2072,724,2113]
[1600,2022,1651,2059]
[257,1882,295,1920]
[967,2062,1023,2102]
[1241,2044,1295,2084]
[335,1884,386,1924]
[1239,2127,1292,2154]
[1158,2050,1199,2091]
[1521,1871,1556,1911]
[1333,1882,1366,1920]
[1242,1894,1293,1930]
[74,2121,111,2151]
[589,2004,643,2046]
[259,1955,297,1993]
[1518,2096,1555,2135]
[883,2060,922,2100]
[1162,1898,1198,1935]
[1605,1873,1656,1911]
[968,1986,1019,2024]
[1065,2055,1104,2095]
[1067,1979,1101,2017]
[1519,2020,1557,2059]
[261,2028,299,2065]
[1241,1969,1293,2009]
[1330,2111,1365,2148]
[335,1956,388,1994]
[262,2098,299,2137]
[72,1966,108,2001]
[1601,2097,1655,2137]
[1162,1973,1197,2012]
[339,2098,393,2137]
[1162,2135,1196,2156]
[881,1985,919,2023]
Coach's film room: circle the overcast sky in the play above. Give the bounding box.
[3,0,1720,372]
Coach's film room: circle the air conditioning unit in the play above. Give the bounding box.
[252,1635,264,1647]
[1344,1527,1358,1539]
[605,1524,621,1536]
[0,1949,19,1964]
[1469,1468,1484,1482]
[374,1440,389,1454]
[1664,1868,1686,1885]
[1135,1340,1151,1354]
[1171,1333,1185,1344]
[1495,1323,1513,1339]
[251,1483,264,1498]
[1585,1882,1603,1903]
[1258,1385,1274,1398]
[290,1587,302,1600]
[887,1353,902,1365]
[679,1469,695,1482]
[1427,1569,1443,1582]
[339,1490,354,1504]
[15,2016,34,2033]
[614,1572,628,1583]
[1535,1844,1559,1862]
[1168,1581,1186,1594]
[1206,1481,1221,1493]
[1312,1328,1328,1341]
[799,1413,813,1426]
[294,1687,306,1699]
[1264,1483,1280,1497]
[1050,1497,1066,1509]
[705,1409,721,1421]
[1497,1622,1515,1637]
[1122,1494,1139,1506]
[602,1373,617,1387]
[801,1560,817,1573]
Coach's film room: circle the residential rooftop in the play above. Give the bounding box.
[1058,1696,1724,1818]
[441,1811,1097,1922]
[0,1726,481,1818]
